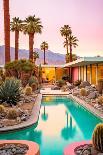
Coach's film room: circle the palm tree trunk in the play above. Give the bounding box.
[70,44,72,62]
[66,36,69,55]
[44,48,46,65]
[15,30,19,60]
[29,33,34,61]
[3,0,10,63]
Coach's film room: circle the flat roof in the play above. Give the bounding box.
[64,57,103,67]
[41,57,103,68]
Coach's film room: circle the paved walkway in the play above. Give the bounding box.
[40,87,70,95]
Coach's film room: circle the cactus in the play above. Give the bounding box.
[31,83,37,91]
[97,96,103,105]
[92,123,103,152]
[0,78,21,105]
[80,88,87,96]
[0,105,5,113]
[7,108,18,119]
[25,86,32,95]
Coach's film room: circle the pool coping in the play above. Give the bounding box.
[68,94,103,121]
[0,94,42,133]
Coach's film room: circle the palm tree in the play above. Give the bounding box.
[23,15,43,61]
[33,51,39,64]
[64,35,78,62]
[3,0,10,63]
[60,25,71,62]
[10,17,23,60]
[40,41,48,65]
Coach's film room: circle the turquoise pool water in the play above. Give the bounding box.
[0,96,102,155]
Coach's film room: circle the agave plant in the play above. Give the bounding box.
[0,78,21,105]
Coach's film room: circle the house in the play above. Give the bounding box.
[41,57,103,85]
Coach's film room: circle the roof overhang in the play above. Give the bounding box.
[63,57,103,68]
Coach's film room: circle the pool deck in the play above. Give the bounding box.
[64,141,91,155]
[0,94,42,133]
[40,87,70,95]
[0,140,40,155]
[41,87,103,121]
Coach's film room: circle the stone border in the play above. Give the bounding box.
[0,94,42,133]
[64,141,91,155]
[69,94,103,121]
[0,140,40,155]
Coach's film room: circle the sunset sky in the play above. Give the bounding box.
[0,0,103,56]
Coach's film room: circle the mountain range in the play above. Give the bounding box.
[0,45,65,65]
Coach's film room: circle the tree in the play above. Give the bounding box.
[23,15,43,61]
[40,41,48,65]
[64,35,78,62]
[10,17,23,60]
[3,0,10,63]
[33,51,39,64]
[60,25,71,62]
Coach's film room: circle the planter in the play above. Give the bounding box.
[0,140,40,155]
[64,141,91,155]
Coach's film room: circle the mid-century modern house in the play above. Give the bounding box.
[41,57,103,85]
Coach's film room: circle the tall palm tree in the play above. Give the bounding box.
[23,15,43,61]
[10,17,23,60]
[64,35,78,62]
[3,0,10,63]
[60,25,71,63]
[40,41,48,65]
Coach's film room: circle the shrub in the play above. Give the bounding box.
[62,75,70,81]
[31,83,38,91]
[5,59,35,77]
[7,108,18,119]
[28,76,38,87]
[97,96,103,105]
[25,86,32,95]
[0,105,5,113]
[80,88,87,96]
[0,78,21,105]
[56,80,66,87]
[92,123,103,152]
[74,80,81,86]
[98,79,103,94]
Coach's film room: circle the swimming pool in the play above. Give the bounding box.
[0,96,102,155]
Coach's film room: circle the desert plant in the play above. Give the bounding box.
[97,96,103,105]
[0,105,5,113]
[92,123,103,152]
[80,88,87,96]
[7,108,18,119]
[62,75,70,81]
[74,80,81,86]
[98,79,103,94]
[0,78,21,105]
[25,86,32,95]
[57,80,66,87]
[28,76,38,87]
[31,83,37,91]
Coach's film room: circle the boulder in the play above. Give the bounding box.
[88,91,97,99]
[80,81,91,88]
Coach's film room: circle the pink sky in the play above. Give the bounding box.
[0,0,103,56]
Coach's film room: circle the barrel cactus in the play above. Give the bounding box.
[92,123,103,152]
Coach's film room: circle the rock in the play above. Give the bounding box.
[82,149,91,155]
[80,81,91,88]
[88,92,97,99]
[16,117,21,123]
